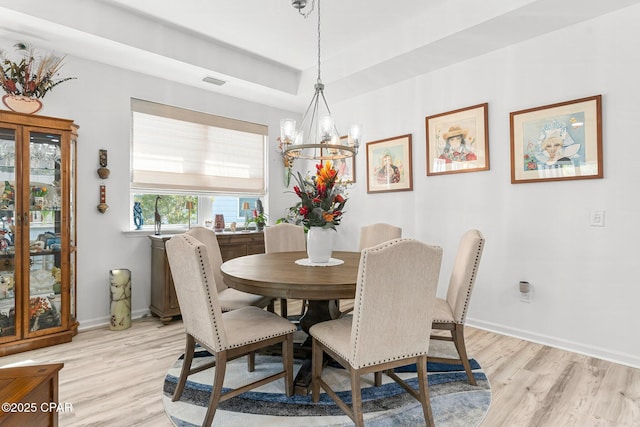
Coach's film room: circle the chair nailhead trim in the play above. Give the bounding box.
[459,237,484,322]
[184,235,225,350]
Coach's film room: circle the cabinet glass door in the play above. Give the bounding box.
[0,128,16,339]
[28,131,62,333]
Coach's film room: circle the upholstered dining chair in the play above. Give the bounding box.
[334,222,403,317]
[166,234,296,427]
[358,222,402,251]
[263,223,307,318]
[186,227,274,312]
[429,229,485,386]
[310,238,442,427]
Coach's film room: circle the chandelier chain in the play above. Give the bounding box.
[281,0,361,162]
[316,0,322,84]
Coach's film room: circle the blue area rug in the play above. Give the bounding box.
[162,345,491,426]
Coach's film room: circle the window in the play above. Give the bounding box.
[130,99,267,230]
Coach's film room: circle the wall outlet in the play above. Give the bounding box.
[519,281,532,303]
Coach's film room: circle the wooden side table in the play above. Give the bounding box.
[149,231,265,324]
[0,363,64,427]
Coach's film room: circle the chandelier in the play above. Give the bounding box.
[280,0,362,161]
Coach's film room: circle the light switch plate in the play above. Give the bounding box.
[590,210,605,227]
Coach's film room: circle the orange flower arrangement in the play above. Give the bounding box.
[29,296,48,319]
[291,161,347,230]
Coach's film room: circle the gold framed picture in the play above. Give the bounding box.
[425,103,489,176]
[510,95,603,184]
[366,134,413,194]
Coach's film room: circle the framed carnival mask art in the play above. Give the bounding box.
[510,95,602,184]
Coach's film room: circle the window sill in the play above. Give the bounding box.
[121,227,263,238]
[121,227,188,238]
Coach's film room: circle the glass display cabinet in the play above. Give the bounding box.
[0,110,78,356]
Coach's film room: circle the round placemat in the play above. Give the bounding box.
[294,258,344,267]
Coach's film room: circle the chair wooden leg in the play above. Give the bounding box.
[374,371,382,387]
[451,324,476,386]
[247,351,255,372]
[350,369,364,427]
[280,298,288,318]
[311,338,323,403]
[173,334,196,401]
[283,334,294,396]
[416,355,435,427]
[203,351,227,427]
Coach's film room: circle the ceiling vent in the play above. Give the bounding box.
[202,76,226,86]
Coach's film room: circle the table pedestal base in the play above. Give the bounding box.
[294,299,340,395]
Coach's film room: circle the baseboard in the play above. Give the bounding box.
[468,317,640,369]
[77,309,152,331]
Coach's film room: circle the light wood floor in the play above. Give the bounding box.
[1,300,638,426]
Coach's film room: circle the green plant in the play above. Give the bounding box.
[247,210,267,226]
[290,161,347,230]
[0,42,75,98]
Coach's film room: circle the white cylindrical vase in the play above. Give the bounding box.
[306,226,335,263]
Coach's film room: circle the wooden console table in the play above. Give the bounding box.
[149,231,265,324]
[0,363,63,427]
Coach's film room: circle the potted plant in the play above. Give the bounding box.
[0,42,75,114]
[247,210,267,231]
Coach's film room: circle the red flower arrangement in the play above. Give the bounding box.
[291,161,347,230]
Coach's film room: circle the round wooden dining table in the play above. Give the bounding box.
[220,250,360,331]
[221,250,361,395]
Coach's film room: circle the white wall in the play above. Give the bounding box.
[32,57,300,328]
[18,3,639,369]
[327,5,640,367]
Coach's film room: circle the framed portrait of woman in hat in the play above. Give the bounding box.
[425,103,490,176]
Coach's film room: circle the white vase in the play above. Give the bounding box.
[307,226,335,263]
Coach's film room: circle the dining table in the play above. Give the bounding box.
[220,250,360,395]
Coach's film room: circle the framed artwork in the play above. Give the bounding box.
[321,136,356,183]
[510,95,602,184]
[425,103,489,176]
[366,134,413,193]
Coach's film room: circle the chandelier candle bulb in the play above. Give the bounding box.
[280,119,296,143]
[318,115,334,142]
[348,124,362,148]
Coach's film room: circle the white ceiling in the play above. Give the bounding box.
[0,0,638,111]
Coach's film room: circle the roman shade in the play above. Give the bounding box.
[131,98,267,194]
